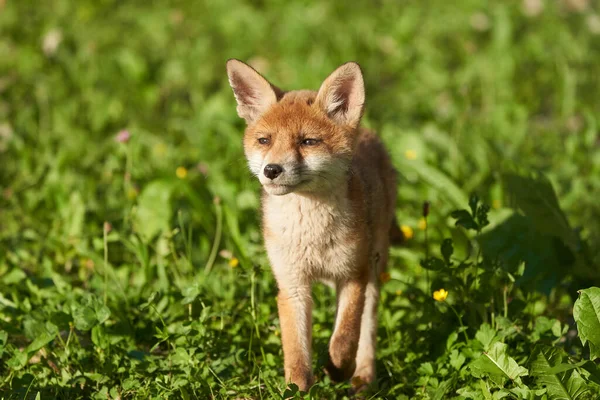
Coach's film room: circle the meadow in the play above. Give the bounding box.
[1,0,600,398]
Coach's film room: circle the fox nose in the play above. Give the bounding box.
[264,164,283,180]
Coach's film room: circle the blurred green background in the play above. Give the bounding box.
[1,0,600,398]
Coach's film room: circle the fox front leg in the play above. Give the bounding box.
[277,285,313,391]
[325,278,367,381]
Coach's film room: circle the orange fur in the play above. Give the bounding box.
[226,59,397,392]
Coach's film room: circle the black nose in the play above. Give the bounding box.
[264,164,283,180]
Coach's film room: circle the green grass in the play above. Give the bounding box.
[1,0,600,398]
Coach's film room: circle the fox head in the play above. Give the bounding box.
[226,59,365,196]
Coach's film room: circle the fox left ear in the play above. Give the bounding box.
[316,62,365,128]
[226,59,282,124]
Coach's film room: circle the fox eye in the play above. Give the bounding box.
[258,138,270,145]
[301,138,320,146]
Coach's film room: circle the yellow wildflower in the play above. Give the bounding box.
[400,225,414,240]
[404,149,417,160]
[418,218,427,230]
[379,272,391,283]
[395,289,403,296]
[433,288,448,302]
[492,199,501,209]
[176,166,188,179]
[228,257,239,268]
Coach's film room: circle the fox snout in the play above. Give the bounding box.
[263,164,283,180]
[254,157,306,196]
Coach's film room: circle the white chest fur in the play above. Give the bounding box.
[262,191,358,285]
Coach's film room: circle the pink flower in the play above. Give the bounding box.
[115,129,130,143]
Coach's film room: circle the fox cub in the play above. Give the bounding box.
[226,60,398,392]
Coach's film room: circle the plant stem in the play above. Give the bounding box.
[449,304,469,342]
[204,198,223,273]
[103,222,108,305]
[424,215,429,293]
[503,284,508,319]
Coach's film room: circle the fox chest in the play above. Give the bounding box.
[263,199,360,283]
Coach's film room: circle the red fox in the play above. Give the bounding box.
[226,60,399,392]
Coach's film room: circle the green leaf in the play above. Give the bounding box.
[71,295,111,331]
[469,193,479,216]
[476,323,499,351]
[470,342,528,386]
[283,383,300,398]
[450,349,466,370]
[7,348,28,370]
[94,303,111,325]
[26,328,57,354]
[134,180,175,241]
[573,287,600,360]
[529,345,590,400]
[421,257,445,271]
[510,387,546,399]
[72,305,97,331]
[2,268,27,285]
[418,362,435,376]
[451,209,479,231]
[441,239,454,265]
[503,172,576,251]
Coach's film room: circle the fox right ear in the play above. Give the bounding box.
[226,59,280,124]
[316,62,365,128]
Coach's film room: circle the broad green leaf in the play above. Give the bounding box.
[450,349,466,370]
[580,360,600,386]
[72,305,97,331]
[478,213,572,294]
[91,325,109,350]
[441,239,453,264]
[71,295,111,331]
[94,303,111,325]
[573,287,600,360]
[492,389,511,399]
[418,362,435,376]
[133,180,175,241]
[470,342,528,385]
[2,268,27,284]
[456,386,486,399]
[510,387,546,399]
[7,348,28,370]
[476,323,499,351]
[26,331,56,354]
[421,257,445,271]
[451,209,479,231]
[433,378,454,400]
[529,345,589,400]
[503,172,576,251]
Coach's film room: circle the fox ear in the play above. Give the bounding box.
[226,59,281,124]
[316,62,365,128]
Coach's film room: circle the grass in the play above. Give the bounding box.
[1,0,600,398]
